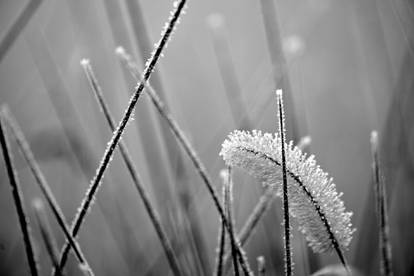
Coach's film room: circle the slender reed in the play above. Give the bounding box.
[115,47,253,275]
[214,171,228,276]
[32,199,61,275]
[276,90,292,275]
[55,0,188,273]
[223,167,240,276]
[257,256,266,276]
[0,112,38,276]
[371,131,393,276]
[0,0,42,63]
[81,58,183,276]
[0,107,94,276]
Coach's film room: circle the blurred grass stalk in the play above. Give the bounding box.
[0,111,38,276]
[1,107,94,276]
[81,59,184,276]
[371,131,393,276]
[115,44,254,275]
[0,0,42,63]
[223,167,240,276]
[32,198,61,275]
[214,173,228,276]
[207,13,252,130]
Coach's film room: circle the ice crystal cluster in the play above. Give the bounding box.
[220,130,355,253]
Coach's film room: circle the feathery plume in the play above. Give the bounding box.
[220,130,355,265]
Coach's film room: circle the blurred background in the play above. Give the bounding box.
[0,0,413,275]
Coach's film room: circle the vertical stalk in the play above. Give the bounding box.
[276,90,292,276]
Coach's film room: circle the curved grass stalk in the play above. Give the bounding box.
[220,129,355,269]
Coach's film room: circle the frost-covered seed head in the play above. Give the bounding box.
[220,130,355,253]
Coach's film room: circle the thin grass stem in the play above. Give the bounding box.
[0,0,42,63]
[276,90,292,276]
[116,47,254,276]
[54,1,187,273]
[0,107,94,276]
[0,111,38,276]
[371,131,393,276]
[81,58,183,276]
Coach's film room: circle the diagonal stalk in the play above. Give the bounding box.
[81,59,183,276]
[54,1,188,274]
[0,111,38,276]
[116,48,254,276]
[1,107,94,276]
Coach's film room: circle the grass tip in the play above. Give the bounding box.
[115,46,126,56]
[80,58,90,67]
[276,89,283,98]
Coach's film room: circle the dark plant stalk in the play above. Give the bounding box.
[224,167,240,276]
[371,131,393,276]
[214,178,227,276]
[0,107,94,276]
[0,113,38,276]
[276,90,292,276]
[0,0,42,63]
[81,59,183,276]
[32,199,61,275]
[257,256,266,276]
[116,48,253,276]
[55,0,188,273]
